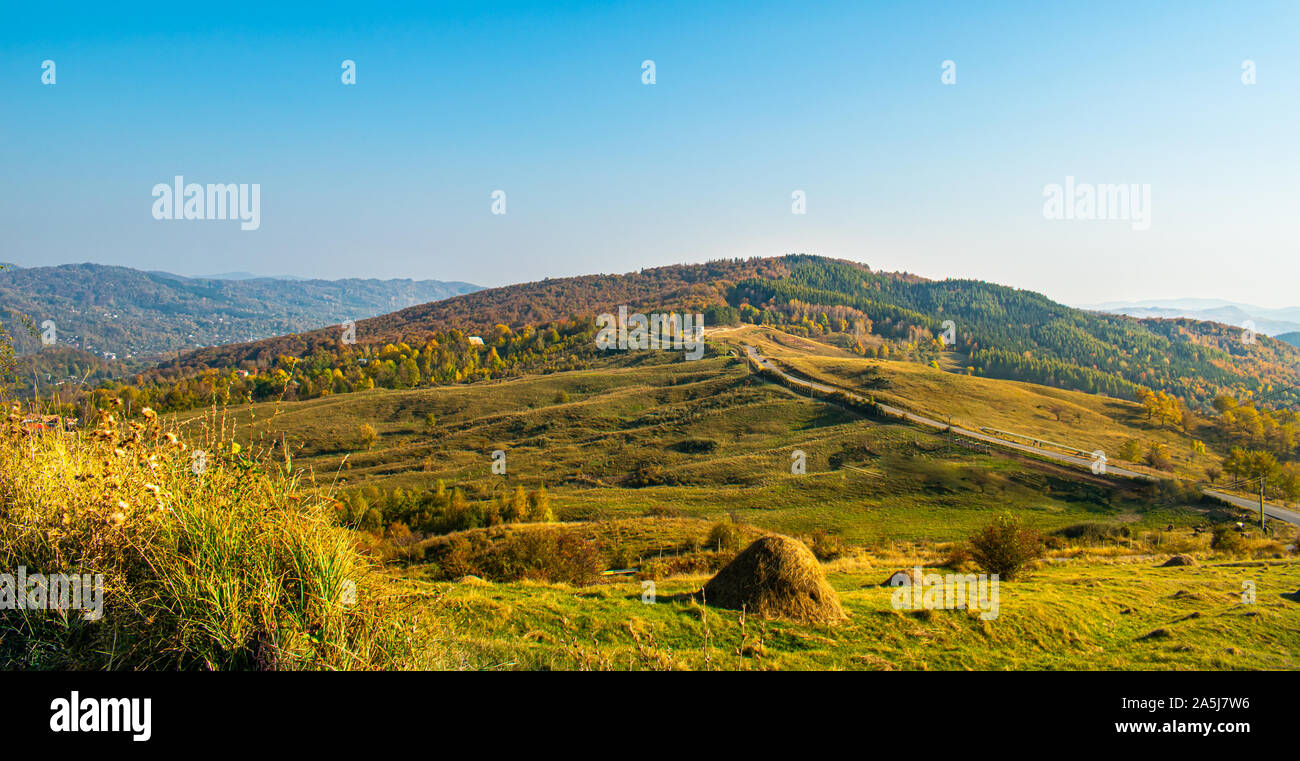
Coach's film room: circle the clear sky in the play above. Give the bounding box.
[2,1,1297,306]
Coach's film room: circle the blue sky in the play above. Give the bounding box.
[2,1,1297,306]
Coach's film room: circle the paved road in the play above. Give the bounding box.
[742,344,1300,527]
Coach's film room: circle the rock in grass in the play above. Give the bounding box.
[702,535,845,624]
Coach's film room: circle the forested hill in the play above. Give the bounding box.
[144,254,1300,409]
[730,255,1300,407]
[145,258,795,373]
[0,263,480,360]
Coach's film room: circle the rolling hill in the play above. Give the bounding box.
[0,263,480,360]
[144,254,1300,410]
[12,256,1300,673]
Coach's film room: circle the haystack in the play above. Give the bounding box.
[701,535,844,624]
[1159,554,1196,567]
[881,568,922,587]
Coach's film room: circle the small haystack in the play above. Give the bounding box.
[1160,555,1197,567]
[701,535,845,624]
[455,575,491,585]
[881,568,922,587]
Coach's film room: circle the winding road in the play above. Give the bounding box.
[742,344,1300,527]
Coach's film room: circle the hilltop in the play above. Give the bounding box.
[140,254,1300,411]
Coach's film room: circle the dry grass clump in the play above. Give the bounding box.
[701,535,845,624]
[0,402,411,670]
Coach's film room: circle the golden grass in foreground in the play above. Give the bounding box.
[0,402,420,670]
[422,554,1300,670]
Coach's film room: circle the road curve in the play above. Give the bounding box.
[742,344,1300,527]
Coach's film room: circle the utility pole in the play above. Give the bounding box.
[1259,476,1266,532]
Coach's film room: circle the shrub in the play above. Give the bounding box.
[1210,525,1248,556]
[358,423,378,450]
[640,550,733,580]
[706,517,744,553]
[1053,522,1130,546]
[967,513,1044,580]
[1117,439,1144,462]
[806,528,847,561]
[626,462,676,488]
[671,437,718,454]
[526,486,554,522]
[0,404,408,670]
[1144,442,1174,471]
[943,543,977,572]
[424,527,601,586]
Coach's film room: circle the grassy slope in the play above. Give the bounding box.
[420,556,1300,670]
[718,325,1220,481]
[160,336,1300,671]
[169,354,1205,544]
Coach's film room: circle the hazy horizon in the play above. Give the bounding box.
[10,255,1300,312]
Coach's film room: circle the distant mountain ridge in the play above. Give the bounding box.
[1081,298,1300,337]
[0,263,480,360]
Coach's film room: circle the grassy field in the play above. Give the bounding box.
[144,334,1300,671]
[415,551,1300,670]
[168,350,1219,544]
[715,325,1223,481]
